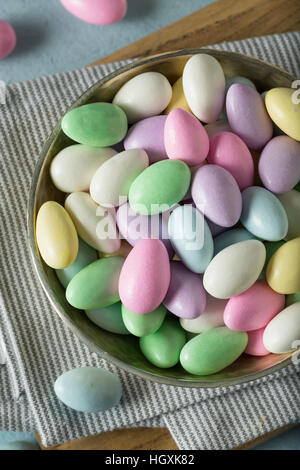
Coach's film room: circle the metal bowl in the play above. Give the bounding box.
[28,49,295,388]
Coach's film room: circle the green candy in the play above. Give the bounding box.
[139,317,186,368]
[61,102,128,147]
[180,327,248,376]
[86,302,129,335]
[56,237,98,288]
[129,160,191,215]
[66,256,124,309]
[122,304,166,337]
[286,291,300,307]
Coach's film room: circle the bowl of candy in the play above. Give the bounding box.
[28,49,300,387]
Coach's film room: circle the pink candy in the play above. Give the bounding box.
[0,20,16,60]
[164,108,209,166]
[61,0,127,25]
[119,239,170,314]
[245,328,269,356]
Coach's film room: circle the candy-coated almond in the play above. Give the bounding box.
[203,240,266,299]
[265,88,300,141]
[277,190,300,240]
[139,317,186,368]
[90,149,149,206]
[180,327,248,375]
[122,303,166,337]
[129,160,191,215]
[245,328,270,356]
[266,237,300,294]
[36,201,78,269]
[86,302,129,335]
[66,257,124,309]
[224,280,285,331]
[180,294,226,333]
[263,302,300,353]
[164,108,209,166]
[118,239,170,314]
[61,102,128,147]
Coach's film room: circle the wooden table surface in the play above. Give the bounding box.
[46,0,300,451]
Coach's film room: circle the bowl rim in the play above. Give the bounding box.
[27,48,295,388]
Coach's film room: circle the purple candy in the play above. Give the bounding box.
[163,261,206,319]
[226,83,273,150]
[116,202,174,258]
[191,165,242,228]
[259,136,300,194]
[124,116,167,164]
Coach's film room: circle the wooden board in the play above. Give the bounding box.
[45,0,299,451]
[91,0,300,66]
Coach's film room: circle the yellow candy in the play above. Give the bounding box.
[265,88,300,141]
[266,237,300,294]
[164,77,191,114]
[36,201,78,269]
[98,239,132,259]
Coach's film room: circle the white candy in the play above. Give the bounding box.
[183,54,225,123]
[203,240,266,299]
[263,302,300,353]
[277,190,300,240]
[50,144,116,193]
[90,149,149,207]
[112,72,172,124]
[65,192,120,253]
[180,294,226,333]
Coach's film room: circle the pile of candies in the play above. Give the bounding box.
[36,53,300,377]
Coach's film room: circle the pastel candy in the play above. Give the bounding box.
[168,205,214,273]
[265,88,300,141]
[226,83,273,149]
[241,186,288,241]
[245,328,270,356]
[116,202,173,258]
[86,302,129,335]
[54,367,122,412]
[183,54,225,123]
[62,102,128,147]
[164,108,209,166]
[203,240,266,299]
[266,237,300,294]
[50,144,116,193]
[258,136,300,193]
[180,327,248,375]
[207,132,254,190]
[163,261,206,319]
[121,304,166,337]
[180,294,226,333]
[224,280,285,331]
[112,72,172,124]
[129,160,191,215]
[36,201,78,269]
[56,237,98,288]
[60,0,127,25]
[66,257,124,309]
[263,302,300,353]
[90,149,149,206]
[65,192,120,253]
[124,116,167,164]
[139,317,186,368]
[99,239,132,259]
[164,77,191,114]
[277,190,300,240]
[191,165,242,227]
[213,228,257,256]
[118,239,170,314]
[0,20,16,59]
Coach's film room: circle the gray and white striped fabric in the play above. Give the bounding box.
[0,32,299,450]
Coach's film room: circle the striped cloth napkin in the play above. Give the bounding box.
[0,32,299,450]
